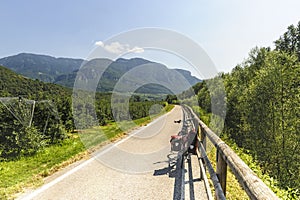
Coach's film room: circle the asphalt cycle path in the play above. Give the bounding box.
[20,105,188,200]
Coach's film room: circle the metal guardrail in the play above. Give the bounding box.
[185,106,279,200]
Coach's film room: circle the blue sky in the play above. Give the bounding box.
[1,0,300,74]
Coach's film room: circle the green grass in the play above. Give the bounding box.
[205,144,249,200]
[0,104,175,199]
[0,137,85,199]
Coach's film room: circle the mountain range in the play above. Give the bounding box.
[0,53,201,94]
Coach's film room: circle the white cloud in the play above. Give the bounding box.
[94,41,144,54]
[104,42,127,54]
[94,41,104,47]
[128,46,144,53]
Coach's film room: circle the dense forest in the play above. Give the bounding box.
[188,22,300,195]
[0,66,167,160]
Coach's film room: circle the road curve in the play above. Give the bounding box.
[20,105,184,200]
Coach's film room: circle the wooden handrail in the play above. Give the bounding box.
[187,106,279,200]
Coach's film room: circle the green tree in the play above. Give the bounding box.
[275,21,300,60]
[165,94,177,104]
[0,103,42,159]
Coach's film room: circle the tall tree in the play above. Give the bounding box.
[275,21,300,60]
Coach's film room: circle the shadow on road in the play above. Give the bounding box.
[153,152,177,177]
[153,152,200,200]
[153,151,185,199]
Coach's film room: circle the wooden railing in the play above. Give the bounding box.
[186,106,279,200]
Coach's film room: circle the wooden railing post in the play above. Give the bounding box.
[194,120,200,154]
[216,150,227,197]
[200,126,206,151]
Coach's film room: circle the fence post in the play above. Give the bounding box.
[216,150,227,197]
[200,126,206,151]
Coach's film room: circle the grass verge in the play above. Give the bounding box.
[0,137,85,199]
[205,143,249,199]
[0,104,174,199]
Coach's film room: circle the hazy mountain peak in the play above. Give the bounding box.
[0,53,201,94]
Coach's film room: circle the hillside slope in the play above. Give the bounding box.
[0,65,70,99]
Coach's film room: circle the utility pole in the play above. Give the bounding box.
[29,100,35,127]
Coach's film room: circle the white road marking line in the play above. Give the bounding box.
[20,108,175,200]
[19,157,96,200]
